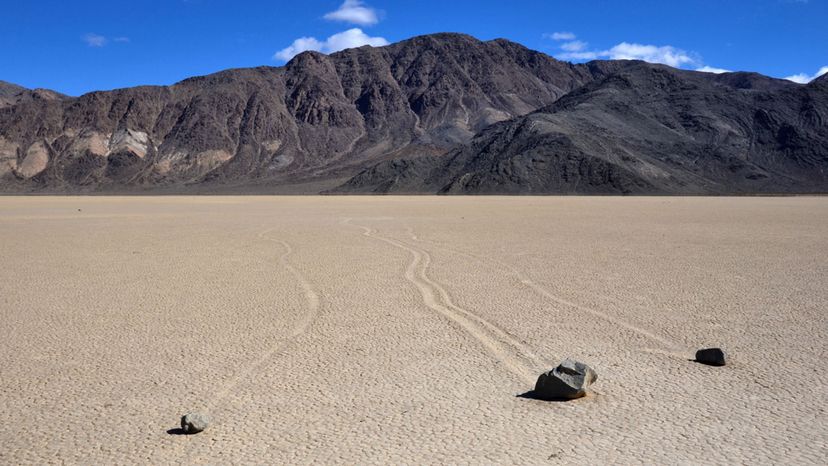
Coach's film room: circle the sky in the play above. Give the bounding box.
[1,0,826,96]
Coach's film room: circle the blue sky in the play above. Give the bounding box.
[2,0,826,96]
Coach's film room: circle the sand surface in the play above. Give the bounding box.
[0,196,826,464]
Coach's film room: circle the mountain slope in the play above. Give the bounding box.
[0,34,604,192]
[335,62,827,194]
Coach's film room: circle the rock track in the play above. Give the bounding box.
[404,226,690,359]
[345,219,551,385]
[203,230,321,410]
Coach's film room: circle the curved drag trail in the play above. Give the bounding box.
[404,227,689,357]
[257,231,322,341]
[175,229,322,462]
[206,229,321,412]
[344,219,550,385]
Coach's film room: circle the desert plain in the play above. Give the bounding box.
[0,196,826,464]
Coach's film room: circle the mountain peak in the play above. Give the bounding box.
[399,32,480,44]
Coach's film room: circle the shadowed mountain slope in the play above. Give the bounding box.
[335,62,827,194]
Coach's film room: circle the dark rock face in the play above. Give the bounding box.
[534,359,598,400]
[2,34,827,194]
[180,413,210,434]
[695,348,727,366]
[0,34,599,193]
[336,62,828,194]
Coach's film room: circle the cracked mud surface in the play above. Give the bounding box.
[1,196,826,464]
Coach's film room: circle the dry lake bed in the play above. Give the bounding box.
[0,196,826,464]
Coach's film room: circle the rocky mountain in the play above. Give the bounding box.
[0,81,65,109]
[0,81,27,108]
[337,62,828,194]
[1,33,826,194]
[0,33,608,193]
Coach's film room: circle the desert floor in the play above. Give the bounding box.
[0,196,826,464]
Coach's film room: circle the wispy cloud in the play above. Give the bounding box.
[696,66,731,74]
[784,66,828,83]
[560,40,588,52]
[543,32,576,41]
[274,28,388,61]
[83,33,107,47]
[324,0,380,26]
[82,33,130,47]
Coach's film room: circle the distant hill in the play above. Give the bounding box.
[1,34,825,194]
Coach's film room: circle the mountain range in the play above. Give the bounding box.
[1,33,826,194]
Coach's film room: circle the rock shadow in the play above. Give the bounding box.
[516,390,574,402]
[691,358,726,367]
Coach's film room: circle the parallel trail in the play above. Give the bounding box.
[345,219,550,385]
[404,227,688,357]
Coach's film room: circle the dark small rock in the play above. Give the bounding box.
[180,413,210,434]
[695,348,726,366]
[534,359,598,400]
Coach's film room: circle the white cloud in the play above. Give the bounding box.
[785,73,810,84]
[323,0,379,26]
[83,33,107,47]
[274,37,324,61]
[558,41,696,68]
[324,28,388,52]
[784,66,828,83]
[696,66,731,74]
[551,32,738,72]
[603,42,695,67]
[560,40,588,52]
[544,32,576,41]
[274,28,389,61]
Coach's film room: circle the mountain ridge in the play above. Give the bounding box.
[335,62,826,194]
[1,33,824,194]
[0,80,66,109]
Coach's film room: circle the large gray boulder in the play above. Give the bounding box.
[534,359,598,400]
[695,348,727,366]
[180,413,210,434]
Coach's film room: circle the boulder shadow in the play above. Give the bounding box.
[690,358,726,367]
[516,390,573,403]
[166,428,188,436]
